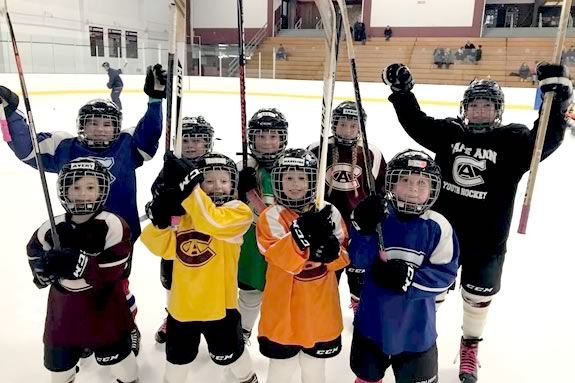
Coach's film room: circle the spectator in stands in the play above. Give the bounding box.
[530,61,539,85]
[464,40,476,50]
[518,62,531,82]
[474,45,482,62]
[455,47,465,61]
[433,48,454,69]
[384,25,393,41]
[276,44,287,61]
[354,20,367,44]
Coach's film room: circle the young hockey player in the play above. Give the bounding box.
[308,101,386,312]
[1,64,167,354]
[383,63,571,382]
[256,149,350,383]
[155,115,215,344]
[236,108,288,343]
[27,157,138,383]
[141,152,259,383]
[348,149,459,383]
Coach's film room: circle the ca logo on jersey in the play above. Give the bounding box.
[326,163,362,191]
[452,155,486,188]
[176,230,215,267]
[295,261,327,281]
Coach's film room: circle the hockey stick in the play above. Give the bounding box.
[314,0,339,210]
[517,0,573,234]
[1,0,60,248]
[237,0,248,169]
[335,0,386,260]
[165,0,177,152]
[236,0,268,214]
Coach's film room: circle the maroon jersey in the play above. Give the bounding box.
[309,137,386,222]
[27,211,134,349]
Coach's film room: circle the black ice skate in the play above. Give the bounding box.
[459,337,482,383]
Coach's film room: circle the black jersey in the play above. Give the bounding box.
[389,91,567,256]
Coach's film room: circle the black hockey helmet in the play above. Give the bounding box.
[460,79,505,132]
[195,152,238,205]
[181,116,215,159]
[385,149,441,215]
[77,99,122,148]
[331,101,366,146]
[58,157,111,215]
[271,148,318,211]
[248,108,288,167]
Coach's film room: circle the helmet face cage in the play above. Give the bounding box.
[271,150,318,212]
[384,150,441,215]
[181,116,215,155]
[248,108,288,166]
[248,128,288,166]
[331,101,366,146]
[57,159,111,215]
[460,80,505,132]
[196,154,238,206]
[77,100,122,148]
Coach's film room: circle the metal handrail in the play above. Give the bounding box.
[228,22,268,76]
[295,18,302,29]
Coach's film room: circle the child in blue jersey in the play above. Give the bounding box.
[348,149,459,383]
[0,64,167,354]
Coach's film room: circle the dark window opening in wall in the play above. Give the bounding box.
[89,26,104,57]
[109,29,122,58]
[126,31,138,59]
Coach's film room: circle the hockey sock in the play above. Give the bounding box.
[109,352,138,383]
[238,288,262,331]
[462,289,493,338]
[266,356,298,383]
[229,348,256,382]
[164,362,189,383]
[299,352,326,383]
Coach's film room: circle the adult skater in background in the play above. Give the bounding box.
[382,62,571,383]
[103,61,124,110]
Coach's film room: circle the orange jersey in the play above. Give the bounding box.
[256,203,350,348]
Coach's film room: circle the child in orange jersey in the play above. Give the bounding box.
[256,148,350,383]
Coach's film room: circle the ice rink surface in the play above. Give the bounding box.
[0,77,573,383]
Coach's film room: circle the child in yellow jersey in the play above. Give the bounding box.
[256,148,350,383]
[141,152,259,383]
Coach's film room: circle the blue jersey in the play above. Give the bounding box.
[6,101,163,239]
[349,208,459,355]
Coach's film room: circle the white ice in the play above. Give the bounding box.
[0,77,573,383]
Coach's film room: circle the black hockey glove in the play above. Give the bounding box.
[145,190,186,230]
[351,194,388,233]
[371,258,415,293]
[537,63,573,102]
[29,256,56,289]
[238,167,258,203]
[44,248,94,280]
[0,85,19,117]
[144,64,168,99]
[290,205,334,250]
[162,151,204,202]
[308,234,340,264]
[382,63,414,93]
